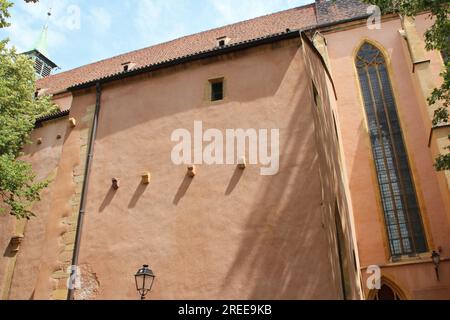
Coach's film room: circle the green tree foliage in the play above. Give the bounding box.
[1,0,40,27]
[363,0,450,170]
[0,0,13,28]
[1,0,57,219]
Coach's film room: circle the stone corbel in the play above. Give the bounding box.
[10,235,25,253]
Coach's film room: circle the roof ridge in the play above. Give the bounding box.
[38,1,372,94]
[179,2,316,39]
[40,2,316,80]
[70,30,300,89]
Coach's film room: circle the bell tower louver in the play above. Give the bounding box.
[22,8,57,78]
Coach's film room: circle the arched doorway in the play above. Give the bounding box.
[368,278,407,300]
[373,284,402,300]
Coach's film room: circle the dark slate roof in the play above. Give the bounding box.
[316,0,370,24]
[35,109,70,125]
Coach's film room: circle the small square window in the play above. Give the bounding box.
[216,36,230,47]
[210,79,224,101]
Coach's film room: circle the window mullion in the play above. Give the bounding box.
[374,65,417,255]
[364,65,405,255]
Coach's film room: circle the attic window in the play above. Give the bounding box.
[121,62,136,72]
[216,36,230,47]
[34,88,47,98]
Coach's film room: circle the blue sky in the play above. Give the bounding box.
[0,0,312,73]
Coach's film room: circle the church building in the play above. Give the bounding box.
[0,0,449,300]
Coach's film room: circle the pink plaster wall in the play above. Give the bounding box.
[302,36,362,299]
[53,93,73,112]
[7,118,69,299]
[0,97,69,299]
[30,92,96,299]
[72,39,344,299]
[0,206,14,298]
[7,13,447,300]
[324,16,450,298]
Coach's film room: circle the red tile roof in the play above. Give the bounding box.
[36,1,368,95]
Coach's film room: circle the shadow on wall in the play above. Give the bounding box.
[220,78,341,299]
[307,51,356,299]
[348,118,385,264]
[225,166,245,196]
[99,181,151,211]
[173,175,194,205]
[3,239,18,258]
[129,183,149,209]
[99,187,117,213]
[80,43,345,299]
[93,43,302,214]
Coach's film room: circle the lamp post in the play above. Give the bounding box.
[431,251,441,281]
[135,265,156,300]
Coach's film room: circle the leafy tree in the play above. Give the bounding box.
[1,0,38,28]
[0,0,13,28]
[1,0,56,219]
[363,1,450,170]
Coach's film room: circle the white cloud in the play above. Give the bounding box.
[133,0,189,46]
[129,0,311,48]
[2,0,74,54]
[15,0,73,30]
[210,0,279,24]
[4,19,35,52]
[0,0,314,71]
[88,7,112,33]
[209,0,311,26]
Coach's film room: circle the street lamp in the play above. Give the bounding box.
[431,251,441,281]
[135,265,155,300]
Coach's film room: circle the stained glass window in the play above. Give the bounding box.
[355,42,427,257]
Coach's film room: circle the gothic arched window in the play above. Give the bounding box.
[373,284,403,300]
[355,42,427,257]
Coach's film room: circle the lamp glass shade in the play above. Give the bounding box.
[135,265,155,296]
[431,251,441,266]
